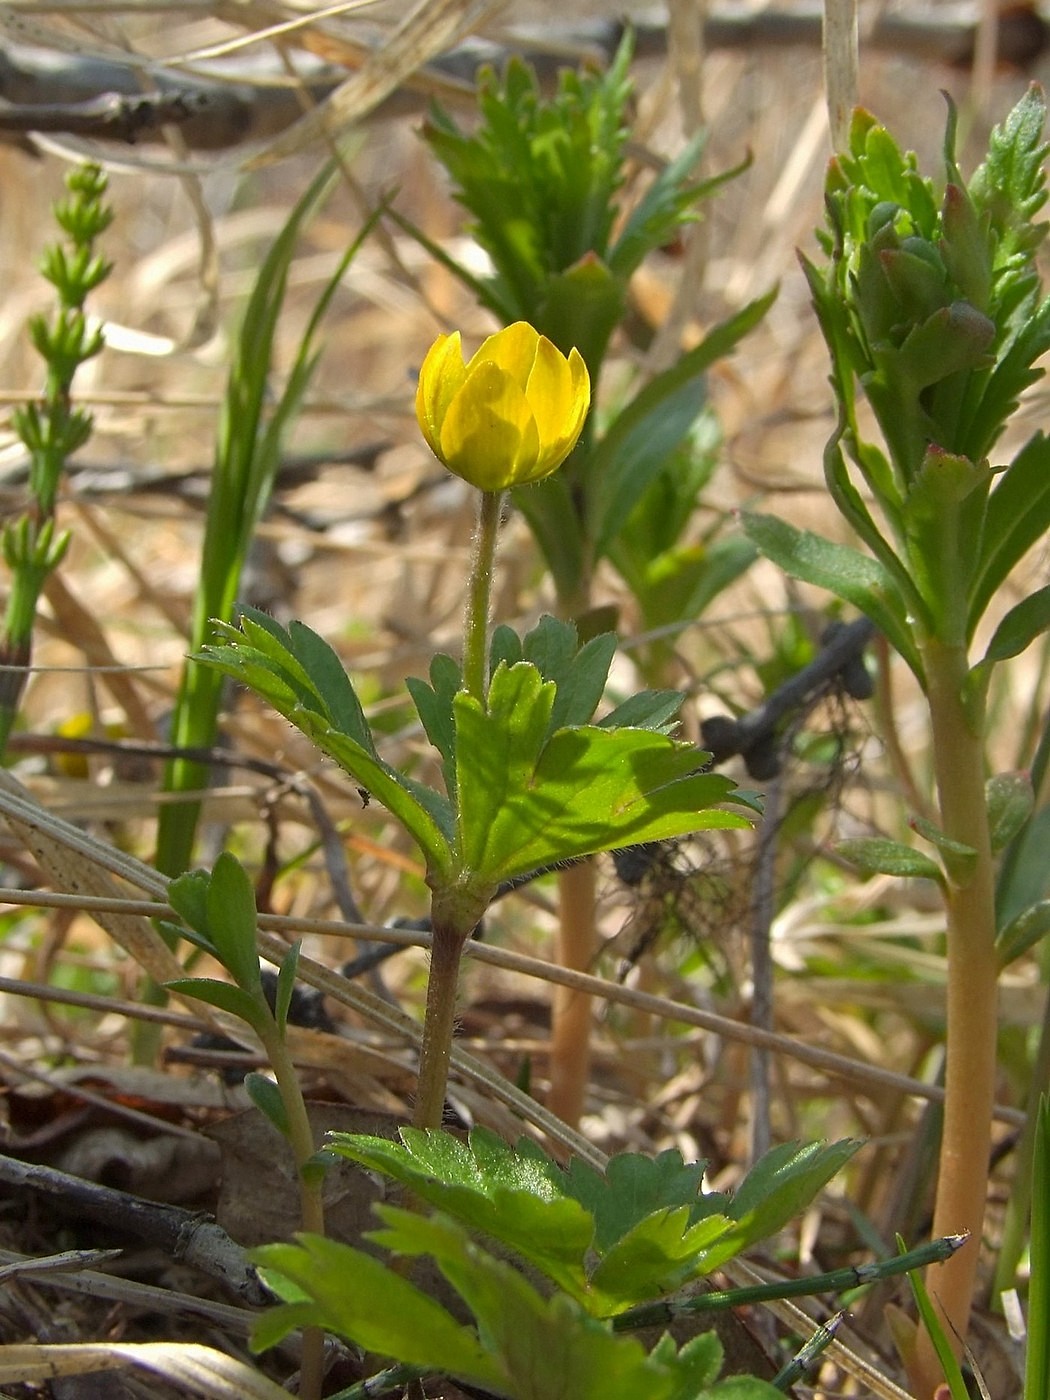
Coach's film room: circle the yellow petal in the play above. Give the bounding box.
[528,345,590,476]
[415,332,467,460]
[439,360,541,490]
[469,321,540,389]
[525,337,578,442]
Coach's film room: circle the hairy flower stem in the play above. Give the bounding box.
[912,641,998,1397]
[462,489,503,703]
[411,488,505,1128]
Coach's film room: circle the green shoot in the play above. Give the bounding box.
[1,164,113,752]
[163,851,327,1400]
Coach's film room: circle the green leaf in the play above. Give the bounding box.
[836,837,944,884]
[273,940,301,1035]
[600,690,684,733]
[454,665,750,886]
[902,445,991,645]
[330,1128,593,1301]
[740,511,924,681]
[996,899,1050,967]
[560,1149,717,1254]
[406,651,463,791]
[369,1206,720,1400]
[982,584,1050,665]
[904,1239,971,1400]
[588,1209,736,1310]
[609,133,747,279]
[729,1140,859,1224]
[648,1331,724,1398]
[969,433,1050,632]
[165,977,266,1032]
[422,40,635,329]
[822,433,921,625]
[628,536,757,636]
[591,291,776,559]
[285,617,377,752]
[245,1073,289,1137]
[534,253,626,382]
[205,851,262,993]
[910,815,978,884]
[608,409,721,578]
[504,615,618,733]
[512,469,586,606]
[986,771,1034,854]
[970,83,1050,264]
[166,869,210,940]
[198,616,455,880]
[546,639,617,731]
[453,662,555,879]
[251,1234,499,1385]
[702,1382,785,1400]
[156,161,363,878]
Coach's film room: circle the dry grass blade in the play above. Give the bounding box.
[246,0,504,165]
[0,1341,291,1398]
[823,0,858,151]
[0,769,187,991]
[0,767,603,1161]
[0,1249,259,1333]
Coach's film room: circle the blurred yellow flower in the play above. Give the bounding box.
[415,321,590,490]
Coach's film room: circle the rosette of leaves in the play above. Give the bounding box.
[198,610,752,929]
[197,610,756,1125]
[746,88,1050,678]
[250,1126,858,1399]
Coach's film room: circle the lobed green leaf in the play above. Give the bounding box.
[455,671,749,887]
[330,1128,593,1300]
[251,1233,498,1384]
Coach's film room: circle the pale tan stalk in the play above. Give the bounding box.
[911,641,999,1398]
[548,857,598,1126]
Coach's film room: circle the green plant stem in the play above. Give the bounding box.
[262,1027,326,1400]
[409,488,505,1127]
[912,640,999,1397]
[992,987,1050,1302]
[413,915,470,1129]
[462,489,503,703]
[613,1233,965,1331]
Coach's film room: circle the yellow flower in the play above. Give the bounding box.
[415,321,590,490]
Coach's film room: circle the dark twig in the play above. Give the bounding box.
[0,90,209,142]
[700,617,876,780]
[0,1153,268,1305]
[0,5,1043,150]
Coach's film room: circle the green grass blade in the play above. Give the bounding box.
[1025,1095,1050,1400]
[903,1236,970,1400]
[155,165,372,878]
